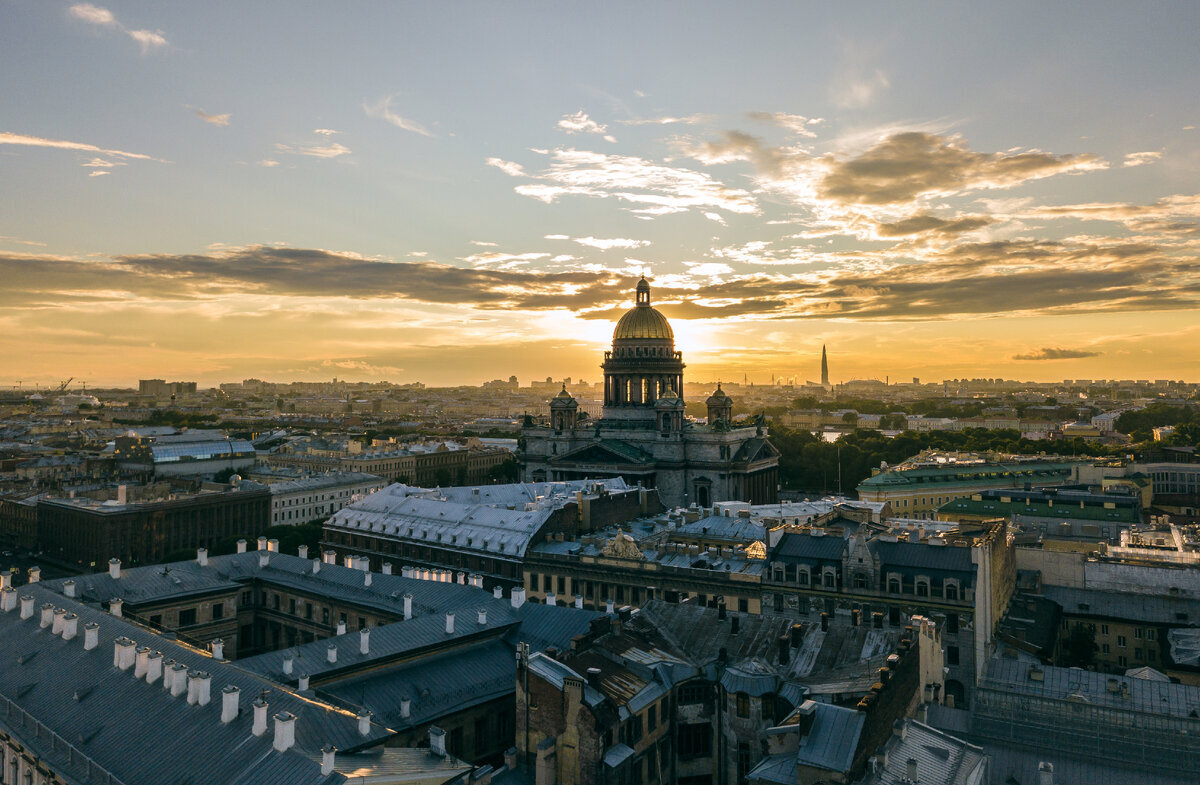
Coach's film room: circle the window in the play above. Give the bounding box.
[678,683,707,705]
[241,590,251,606]
[798,570,809,586]
[737,743,752,785]
[1135,628,1144,639]
[648,704,657,732]
[1101,624,1109,635]
[735,692,750,718]
[149,614,162,627]
[946,645,959,666]
[1102,643,1110,654]
[1118,655,1127,667]
[678,724,712,759]
[945,583,959,601]
[273,594,280,611]
[178,608,197,626]
[212,602,224,620]
[557,576,566,595]
[628,714,644,744]
[888,578,901,594]
[946,613,959,635]
[1147,628,1157,641]
[289,599,296,615]
[773,594,784,612]
[762,693,775,721]
[306,602,313,620]
[1135,648,1143,659]
[823,572,835,589]
[738,598,748,613]
[1117,635,1127,647]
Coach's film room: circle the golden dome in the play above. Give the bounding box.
[613,278,674,341]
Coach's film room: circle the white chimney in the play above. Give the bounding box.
[0,587,15,612]
[52,608,66,635]
[252,699,268,736]
[134,646,151,678]
[382,562,392,575]
[297,545,308,560]
[493,586,503,600]
[40,602,55,628]
[161,659,175,691]
[336,619,346,636]
[109,558,121,579]
[511,587,526,609]
[170,663,189,697]
[197,548,208,566]
[344,554,355,568]
[257,536,268,551]
[403,593,413,620]
[312,558,321,574]
[457,571,466,585]
[357,710,372,737]
[114,638,136,670]
[327,644,338,664]
[83,621,99,650]
[400,697,411,718]
[324,550,336,564]
[210,639,224,660]
[906,758,918,782]
[267,539,279,553]
[146,650,162,683]
[0,571,9,590]
[187,672,200,704]
[1038,762,1054,785]
[575,595,583,609]
[360,628,370,654]
[63,580,76,599]
[258,552,270,568]
[605,599,614,614]
[321,746,337,776]
[364,571,372,587]
[236,539,247,553]
[429,726,447,757]
[27,566,40,584]
[221,685,240,723]
[273,712,296,752]
[283,654,294,675]
[298,673,310,691]
[109,597,123,618]
[194,672,212,706]
[446,612,455,634]
[62,613,78,641]
[545,592,557,607]
[18,594,34,619]
[478,608,487,626]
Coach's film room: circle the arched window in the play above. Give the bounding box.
[945,582,959,601]
[888,577,901,594]
[916,580,929,597]
[823,570,836,589]
[797,568,810,586]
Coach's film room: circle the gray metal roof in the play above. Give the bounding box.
[983,741,1199,785]
[1041,585,1200,627]
[770,532,846,562]
[792,702,865,773]
[862,719,986,785]
[678,514,766,543]
[870,539,975,572]
[0,584,394,785]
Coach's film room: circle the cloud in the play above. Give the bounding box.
[257,159,280,167]
[88,170,110,177]
[1123,151,1162,168]
[873,213,994,237]
[571,237,650,250]
[363,95,434,137]
[622,114,709,126]
[832,68,889,109]
[818,132,1106,205]
[1012,347,1102,360]
[188,106,231,126]
[557,111,615,143]
[747,112,822,137]
[274,141,351,159]
[69,4,168,54]
[0,132,160,161]
[485,158,526,177]
[543,234,569,240]
[313,129,340,136]
[82,157,122,168]
[470,241,498,247]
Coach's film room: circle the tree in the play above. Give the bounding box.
[841,411,858,426]
[1061,624,1098,669]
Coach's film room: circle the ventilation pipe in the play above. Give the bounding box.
[493,586,503,600]
[403,593,413,620]
[575,595,584,609]
[273,712,296,752]
[252,699,268,736]
[298,673,310,691]
[360,627,370,655]
[108,559,121,579]
[312,558,321,574]
[357,710,372,737]
[297,545,308,560]
[906,759,918,782]
[364,571,372,587]
[83,622,99,651]
[446,612,455,634]
[221,685,240,723]
[511,587,526,609]
[197,548,208,566]
[478,608,487,626]
[327,644,338,664]
[283,654,294,675]
[430,727,447,757]
[382,562,392,575]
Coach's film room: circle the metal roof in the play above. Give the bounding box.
[677,515,766,543]
[869,539,975,572]
[770,532,846,562]
[792,702,865,774]
[863,719,986,785]
[1042,585,1200,626]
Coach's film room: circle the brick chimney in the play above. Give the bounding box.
[108,558,121,579]
[575,595,583,609]
[906,758,918,781]
[257,536,268,551]
[188,671,211,705]
[258,551,270,568]
[221,685,240,723]
[267,539,279,553]
[273,712,296,752]
[493,586,503,600]
[400,697,411,718]
[312,558,321,574]
[337,619,346,635]
[545,592,557,607]
[382,562,392,575]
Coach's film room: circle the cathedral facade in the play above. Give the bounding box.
[519,278,779,508]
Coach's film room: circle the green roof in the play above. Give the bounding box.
[857,460,1083,490]
[939,496,1140,524]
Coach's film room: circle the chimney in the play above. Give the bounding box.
[63,580,77,599]
[478,608,487,626]
[170,663,189,697]
[493,586,503,600]
[1038,762,1054,785]
[134,646,151,677]
[0,587,15,612]
[382,562,392,575]
[906,758,918,782]
[195,672,211,706]
[187,671,206,705]
[109,597,123,618]
[197,548,208,566]
[360,627,370,654]
[257,536,268,551]
[457,571,466,585]
[852,608,861,626]
[27,566,40,584]
[83,622,99,651]
[39,602,54,628]
[321,746,337,776]
[108,558,121,579]
[258,551,270,568]
[114,637,136,670]
[731,614,740,635]
[297,545,308,560]
[312,558,321,574]
[545,592,557,607]
[324,550,336,564]
[472,765,495,785]
[511,587,526,609]
[146,650,162,683]
[358,710,372,736]
[211,639,224,660]
[575,594,583,609]
[283,654,294,675]
[504,748,518,771]
[400,697,411,718]
[337,620,347,636]
[429,726,447,757]
[52,607,66,635]
[586,667,602,689]
[267,539,279,552]
[19,595,34,620]
[794,701,817,736]
[364,571,372,587]
[403,593,413,620]
[0,571,8,590]
[446,612,455,634]
[298,673,310,691]
[273,712,296,752]
[161,658,175,690]
[327,644,338,664]
[777,635,789,665]
[820,611,829,631]
[790,624,804,648]
[237,539,247,553]
[221,685,240,723]
[252,699,269,736]
[605,598,614,614]
[717,598,727,620]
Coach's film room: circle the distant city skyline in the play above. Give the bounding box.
[3,3,1199,387]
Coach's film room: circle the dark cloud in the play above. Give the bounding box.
[819,132,1104,205]
[1012,347,1102,360]
[874,213,995,237]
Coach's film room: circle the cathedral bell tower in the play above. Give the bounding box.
[601,277,685,423]
[549,384,579,434]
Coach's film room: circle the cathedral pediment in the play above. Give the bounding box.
[549,439,654,466]
[732,437,781,463]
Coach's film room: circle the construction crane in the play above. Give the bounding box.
[56,377,74,393]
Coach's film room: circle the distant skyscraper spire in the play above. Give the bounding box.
[821,344,829,387]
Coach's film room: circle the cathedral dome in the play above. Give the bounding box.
[613,278,674,341]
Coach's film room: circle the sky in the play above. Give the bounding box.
[2,1,1199,389]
